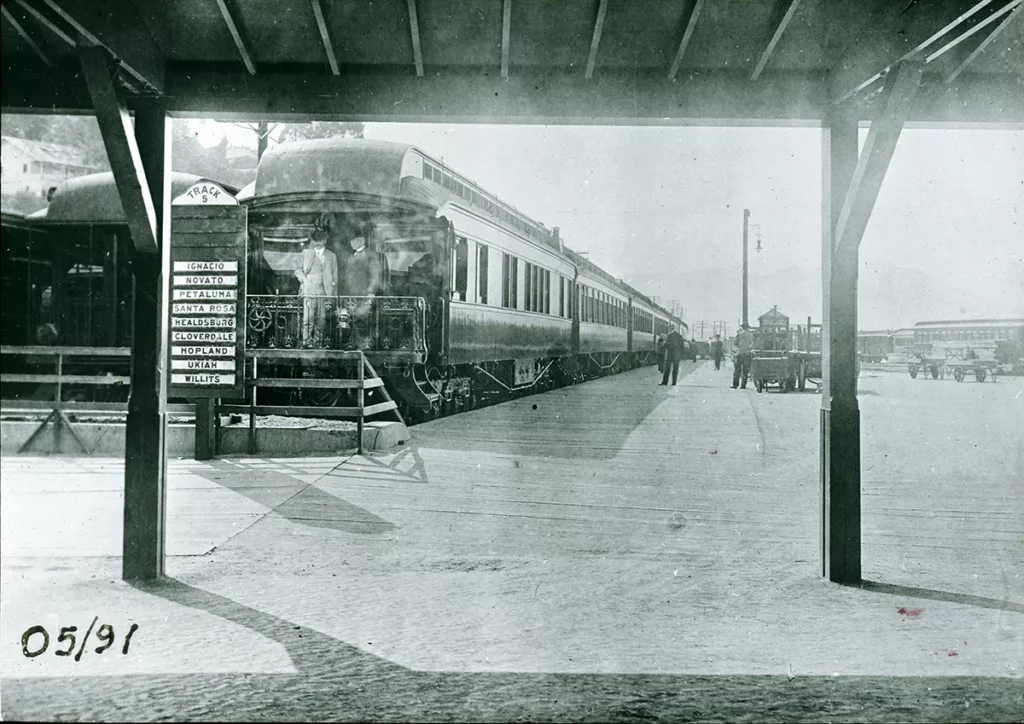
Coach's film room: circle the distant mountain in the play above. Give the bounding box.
[623,262,1021,333]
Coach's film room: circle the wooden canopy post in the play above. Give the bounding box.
[80,45,168,580]
[821,60,923,583]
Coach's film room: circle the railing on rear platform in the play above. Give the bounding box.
[246,295,427,359]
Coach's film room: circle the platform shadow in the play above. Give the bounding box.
[194,462,396,535]
[2,577,1022,722]
[851,579,1024,614]
[411,365,699,461]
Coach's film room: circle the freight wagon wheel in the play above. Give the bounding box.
[953,366,965,382]
[975,368,987,383]
[930,365,939,379]
[908,364,918,379]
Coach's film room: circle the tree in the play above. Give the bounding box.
[170,121,254,189]
[277,121,365,143]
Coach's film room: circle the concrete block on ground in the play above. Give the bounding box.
[1,420,410,456]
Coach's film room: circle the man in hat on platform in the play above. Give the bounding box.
[712,333,725,370]
[295,228,338,346]
[732,324,755,389]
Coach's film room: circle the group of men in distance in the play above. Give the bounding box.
[655,323,757,389]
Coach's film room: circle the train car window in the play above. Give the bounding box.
[502,253,518,309]
[524,263,533,311]
[477,244,489,304]
[502,254,510,307]
[453,237,468,301]
[442,174,454,191]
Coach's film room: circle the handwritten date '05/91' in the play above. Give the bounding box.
[21,618,138,661]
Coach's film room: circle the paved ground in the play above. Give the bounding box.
[1,361,1022,721]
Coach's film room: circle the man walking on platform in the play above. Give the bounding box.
[660,328,686,386]
[712,333,725,370]
[732,324,755,389]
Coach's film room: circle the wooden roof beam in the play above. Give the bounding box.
[407,0,424,77]
[931,0,1023,82]
[309,0,339,75]
[1,3,54,67]
[213,0,256,75]
[668,0,706,81]
[33,0,164,92]
[830,0,997,103]
[834,60,925,256]
[501,0,511,79]
[751,0,802,81]
[79,45,158,255]
[585,0,608,80]
[13,0,75,47]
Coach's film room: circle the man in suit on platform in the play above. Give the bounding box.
[342,235,387,348]
[660,328,687,386]
[295,229,338,345]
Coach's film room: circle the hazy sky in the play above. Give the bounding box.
[191,120,1023,325]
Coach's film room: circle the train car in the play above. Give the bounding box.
[9,171,239,348]
[242,138,683,419]
[857,330,895,362]
[0,211,51,346]
[912,319,1024,347]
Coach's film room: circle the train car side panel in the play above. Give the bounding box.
[448,302,572,365]
[578,322,629,355]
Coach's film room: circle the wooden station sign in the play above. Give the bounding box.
[167,180,247,399]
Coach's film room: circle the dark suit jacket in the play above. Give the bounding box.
[664,331,687,362]
[344,248,385,297]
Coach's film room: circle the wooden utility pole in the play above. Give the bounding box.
[742,208,750,327]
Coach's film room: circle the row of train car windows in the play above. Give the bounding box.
[451,239,656,329]
[916,328,1019,342]
[423,162,546,242]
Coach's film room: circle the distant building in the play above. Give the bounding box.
[757,306,790,350]
[1,136,98,200]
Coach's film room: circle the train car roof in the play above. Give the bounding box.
[253,138,681,308]
[914,318,1024,328]
[255,138,412,198]
[1,211,37,231]
[34,172,237,224]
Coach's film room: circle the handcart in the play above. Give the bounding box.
[908,355,945,380]
[945,347,998,383]
[751,352,797,393]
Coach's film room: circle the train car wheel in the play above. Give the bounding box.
[908,364,918,379]
[953,366,965,382]
[930,365,939,379]
[975,368,987,383]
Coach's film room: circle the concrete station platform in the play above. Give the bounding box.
[1,362,1021,721]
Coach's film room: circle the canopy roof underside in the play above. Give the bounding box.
[1,0,1021,124]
